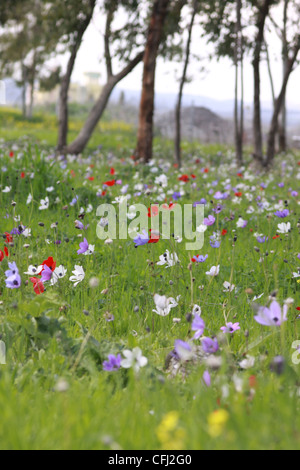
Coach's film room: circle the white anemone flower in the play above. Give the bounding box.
[39,197,49,210]
[206,265,220,277]
[153,294,180,317]
[157,250,179,268]
[69,265,85,286]
[50,265,67,285]
[121,347,148,372]
[277,222,291,234]
[24,265,43,276]
[223,281,236,292]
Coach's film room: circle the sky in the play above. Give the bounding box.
[65,4,300,108]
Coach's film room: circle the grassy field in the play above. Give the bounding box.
[0,108,299,450]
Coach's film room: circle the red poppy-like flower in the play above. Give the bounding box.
[4,232,13,244]
[173,163,179,169]
[148,206,159,218]
[110,168,115,175]
[9,151,14,158]
[191,174,196,179]
[4,246,8,257]
[273,235,280,239]
[204,168,209,173]
[70,169,76,177]
[235,192,243,197]
[101,191,107,197]
[237,173,243,178]
[162,202,176,210]
[0,250,4,262]
[30,277,45,295]
[103,180,116,187]
[41,256,56,273]
[148,229,160,244]
[178,175,189,183]
[20,172,25,179]
[221,229,227,236]
[296,307,300,311]
[88,176,94,181]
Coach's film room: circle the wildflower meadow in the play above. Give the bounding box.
[0,140,299,450]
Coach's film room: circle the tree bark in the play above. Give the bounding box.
[265,37,300,166]
[278,0,289,153]
[174,0,197,168]
[136,0,170,163]
[234,0,244,165]
[66,51,144,155]
[252,0,273,163]
[57,0,96,152]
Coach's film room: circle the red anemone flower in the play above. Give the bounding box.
[221,229,227,236]
[110,168,115,175]
[4,232,13,244]
[103,180,116,187]
[41,256,56,273]
[0,250,4,262]
[148,230,160,244]
[178,175,189,183]
[235,192,243,197]
[30,277,45,295]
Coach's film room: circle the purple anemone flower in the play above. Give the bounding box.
[192,254,208,263]
[201,337,219,354]
[204,215,215,226]
[274,209,289,218]
[134,230,149,248]
[257,236,267,244]
[5,262,19,278]
[203,370,211,387]
[77,238,89,254]
[172,192,182,201]
[103,354,122,371]
[41,264,53,282]
[5,273,21,289]
[254,301,288,327]
[192,314,205,340]
[220,322,240,334]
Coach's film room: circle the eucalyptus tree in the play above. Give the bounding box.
[201,0,248,165]
[174,0,198,168]
[135,0,188,163]
[65,0,148,155]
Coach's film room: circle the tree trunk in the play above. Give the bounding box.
[21,62,27,118]
[66,52,144,155]
[57,0,96,152]
[174,0,197,168]
[278,0,289,153]
[234,0,243,165]
[252,0,272,163]
[136,0,170,163]
[265,39,300,166]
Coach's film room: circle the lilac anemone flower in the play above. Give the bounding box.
[191,315,205,340]
[77,238,89,254]
[254,301,288,327]
[103,354,122,371]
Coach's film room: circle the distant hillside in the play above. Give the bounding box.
[111,88,300,128]
[155,106,233,144]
